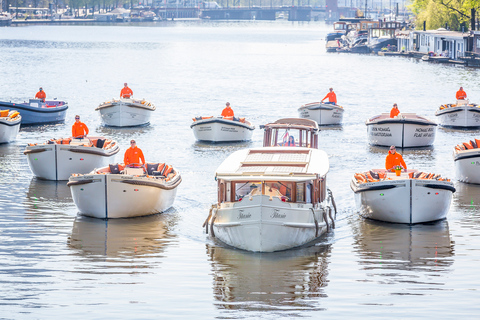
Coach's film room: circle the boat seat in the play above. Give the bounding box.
[456,99,469,106]
[96,138,106,148]
[70,138,90,146]
[152,171,165,177]
[124,167,144,175]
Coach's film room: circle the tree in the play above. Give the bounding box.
[410,0,480,30]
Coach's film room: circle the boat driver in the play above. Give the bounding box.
[35,87,46,102]
[390,103,400,118]
[385,146,407,172]
[120,83,133,99]
[456,87,467,100]
[124,140,145,167]
[221,102,234,117]
[72,115,89,139]
[321,88,337,105]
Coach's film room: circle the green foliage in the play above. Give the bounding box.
[409,0,478,30]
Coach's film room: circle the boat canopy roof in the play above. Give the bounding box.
[262,118,319,131]
[215,147,329,180]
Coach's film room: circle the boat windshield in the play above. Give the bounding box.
[231,181,312,203]
[267,128,311,148]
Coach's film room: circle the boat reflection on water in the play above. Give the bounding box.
[69,213,177,258]
[192,140,254,150]
[351,219,454,271]
[367,144,435,155]
[207,242,331,312]
[25,178,73,213]
[452,183,480,226]
[95,124,154,139]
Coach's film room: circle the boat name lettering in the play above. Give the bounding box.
[198,127,212,131]
[371,127,390,132]
[270,209,286,219]
[415,128,434,132]
[122,176,134,180]
[371,132,392,137]
[221,127,238,132]
[414,132,435,138]
[447,113,458,118]
[237,210,251,219]
[83,175,94,179]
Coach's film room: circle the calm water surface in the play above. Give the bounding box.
[0,21,479,319]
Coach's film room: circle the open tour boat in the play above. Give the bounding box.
[24,137,120,180]
[68,162,181,219]
[203,118,336,252]
[0,109,21,144]
[351,169,455,224]
[366,113,437,148]
[297,102,344,125]
[190,116,255,142]
[0,99,67,125]
[435,100,480,128]
[95,98,155,127]
[454,138,480,184]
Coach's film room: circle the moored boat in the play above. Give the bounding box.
[95,98,155,127]
[68,162,181,219]
[297,102,344,125]
[203,118,336,252]
[435,100,480,128]
[453,138,480,184]
[24,137,120,180]
[0,109,21,143]
[0,99,67,125]
[190,116,255,142]
[366,112,437,148]
[351,169,455,224]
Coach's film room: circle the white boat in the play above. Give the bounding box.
[366,113,437,148]
[297,102,344,125]
[350,169,455,224]
[0,109,21,144]
[203,118,336,252]
[0,99,68,125]
[190,116,255,142]
[95,98,155,127]
[454,138,480,184]
[24,137,120,180]
[435,100,480,128]
[68,162,181,219]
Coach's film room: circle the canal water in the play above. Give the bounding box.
[0,21,479,319]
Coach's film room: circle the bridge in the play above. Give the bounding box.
[200,6,320,21]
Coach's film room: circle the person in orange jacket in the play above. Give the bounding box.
[124,140,145,167]
[72,115,89,138]
[390,103,400,118]
[385,145,407,172]
[120,83,133,99]
[321,88,337,105]
[35,87,46,102]
[221,102,234,117]
[456,87,467,100]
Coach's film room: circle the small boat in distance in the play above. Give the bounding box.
[0,99,68,125]
[454,138,480,184]
[0,109,21,144]
[351,169,455,224]
[96,98,155,127]
[68,162,181,219]
[366,112,437,148]
[24,137,120,180]
[298,102,344,126]
[190,116,255,142]
[203,118,336,252]
[435,100,480,128]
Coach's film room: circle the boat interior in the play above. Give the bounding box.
[0,109,21,121]
[354,169,451,184]
[217,178,326,204]
[90,162,177,181]
[454,138,480,151]
[439,99,478,109]
[368,112,433,122]
[192,116,249,124]
[28,137,117,150]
